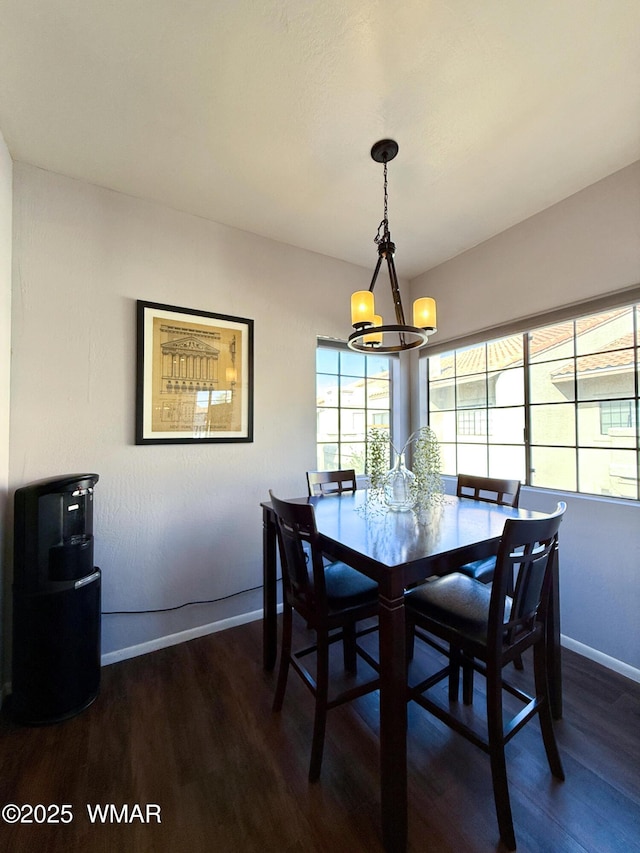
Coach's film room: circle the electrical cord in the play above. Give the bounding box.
[102,577,282,615]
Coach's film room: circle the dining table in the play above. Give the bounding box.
[261,490,562,853]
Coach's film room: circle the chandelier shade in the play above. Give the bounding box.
[347,140,437,354]
[351,290,375,327]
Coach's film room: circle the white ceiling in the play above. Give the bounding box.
[1,0,639,279]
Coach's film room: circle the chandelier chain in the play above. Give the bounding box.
[374,159,390,245]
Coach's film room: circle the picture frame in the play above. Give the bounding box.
[136,300,254,444]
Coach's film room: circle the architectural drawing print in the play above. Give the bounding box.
[136,302,253,444]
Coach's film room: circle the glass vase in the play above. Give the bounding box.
[384,452,416,512]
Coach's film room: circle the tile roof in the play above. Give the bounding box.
[551,334,635,378]
[431,308,634,377]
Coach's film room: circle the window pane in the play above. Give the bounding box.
[317,407,338,443]
[366,354,390,377]
[317,373,339,405]
[488,446,526,482]
[530,359,575,403]
[576,307,634,356]
[439,443,457,476]
[487,334,523,371]
[316,347,339,373]
[579,448,637,499]
[366,377,390,409]
[579,401,636,448]
[488,407,524,444]
[456,376,487,408]
[340,350,366,377]
[428,351,455,381]
[457,444,488,475]
[340,409,365,442]
[341,442,366,474]
[340,376,365,407]
[430,410,456,444]
[456,344,486,376]
[489,366,524,406]
[530,447,576,491]
[529,321,575,363]
[317,443,339,470]
[429,379,455,411]
[576,352,635,401]
[530,403,576,446]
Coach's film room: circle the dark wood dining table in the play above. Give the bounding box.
[261,491,562,852]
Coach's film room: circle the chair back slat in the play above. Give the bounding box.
[307,469,357,497]
[457,473,521,508]
[490,502,566,649]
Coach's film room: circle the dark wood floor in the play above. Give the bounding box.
[1,616,639,852]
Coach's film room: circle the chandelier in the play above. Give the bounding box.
[348,140,437,353]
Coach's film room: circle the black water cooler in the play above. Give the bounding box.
[11,474,101,725]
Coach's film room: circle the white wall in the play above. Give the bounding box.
[412,161,640,345]
[416,163,640,676]
[0,133,12,687]
[9,163,377,661]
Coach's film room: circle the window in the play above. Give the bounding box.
[316,344,391,474]
[457,409,488,436]
[600,400,636,433]
[427,305,640,500]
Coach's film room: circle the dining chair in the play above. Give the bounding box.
[269,490,379,781]
[305,469,357,567]
[455,474,522,583]
[410,473,524,695]
[306,468,358,497]
[405,501,566,851]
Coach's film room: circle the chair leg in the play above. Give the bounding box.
[513,653,524,671]
[533,642,565,780]
[448,645,461,702]
[342,621,358,674]
[462,654,474,705]
[309,629,329,782]
[486,661,516,851]
[273,603,292,712]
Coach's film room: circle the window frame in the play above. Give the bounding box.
[423,290,640,501]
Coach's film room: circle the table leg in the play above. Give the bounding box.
[262,506,278,671]
[378,589,408,852]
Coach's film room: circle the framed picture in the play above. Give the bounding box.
[136,301,254,444]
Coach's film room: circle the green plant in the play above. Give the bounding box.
[366,428,391,490]
[364,425,443,512]
[408,425,444,510]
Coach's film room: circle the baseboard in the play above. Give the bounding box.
[4,614,636,691]
[102,615,637,681]
[101,605,283,667]
[561,634,640,683]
